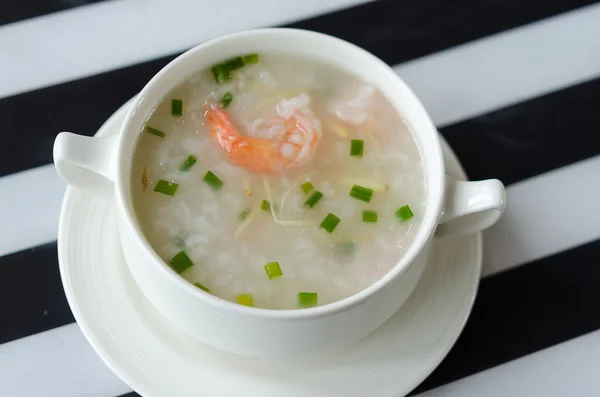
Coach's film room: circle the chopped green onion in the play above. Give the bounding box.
[304,191,323,208]
[169,251,194,274]
[194,282,210,293]
[211,64,231,83]
[239,208,251,221]
[171,99,182,116]
[395,205,414,222]
[260,200,271,211]
[349,184,374,203]
[241,53,260,65]
[320,213,340,234]
[301,181,314,194]
[362,210,378,223]
[264,261,283,280]
[179,155,197,172]
[222,56,245,71]
[211,54,259,84]
[219,92,233,108]
[237,293,254,307]
[298,292,318,307]
[146,126,165,138]
[153,180,179,196]
[350,139,364,157]
[203,170,223,190]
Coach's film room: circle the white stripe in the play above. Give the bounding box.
[0,324,130,397]
[394,2,600,127]
[482,155,600,277]
[0,165,65,257]
[0,0,371,99]
[414,330,600,397]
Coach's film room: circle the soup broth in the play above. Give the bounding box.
[132,52,426,309]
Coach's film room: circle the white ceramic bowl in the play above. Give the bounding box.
[53,28,505,357]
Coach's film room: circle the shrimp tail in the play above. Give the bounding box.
[205,105,239,151]
[205,105,282,173]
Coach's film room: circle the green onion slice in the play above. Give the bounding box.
[320,213,340,234]
[239,208,251,221]
[222,57,245,71]
[211,65,232,83]
[203,171,224,190]
[362,210,378,223]
[241,53,260,65]
[349,184,374,203]
[169,251,194,274]
[300,181,314,194]
[146,126,165,138]
[237,293,254,307]
[211,54,259,83]
[179,155,197,172]
[260,200,271,211]
[298,292,318,307]
[171,99,183,116]
[219,92,233,108]
[194,282,210,293]
[350,139,364,157]
[304,191,323,208]
[153,180,179,196]
[264,261,283,280]
[395,205,414,222]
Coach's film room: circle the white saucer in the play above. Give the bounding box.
[58,99,481,397]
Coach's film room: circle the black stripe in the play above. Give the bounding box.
[0,0,106,26]
[1,238,599,391]
[440,77,600,185]
[0,0,597,176]
[0,243,73,344]
[410,238,600,395]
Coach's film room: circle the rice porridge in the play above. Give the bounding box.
[132,52,425,309]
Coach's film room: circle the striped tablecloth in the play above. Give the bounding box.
[1,1,599,396]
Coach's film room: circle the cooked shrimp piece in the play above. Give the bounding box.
[205,96,322,173]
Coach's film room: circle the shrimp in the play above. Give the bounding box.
[205,98,322,174]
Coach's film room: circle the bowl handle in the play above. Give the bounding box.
[435,175,505,237]
[53,132,119,196]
